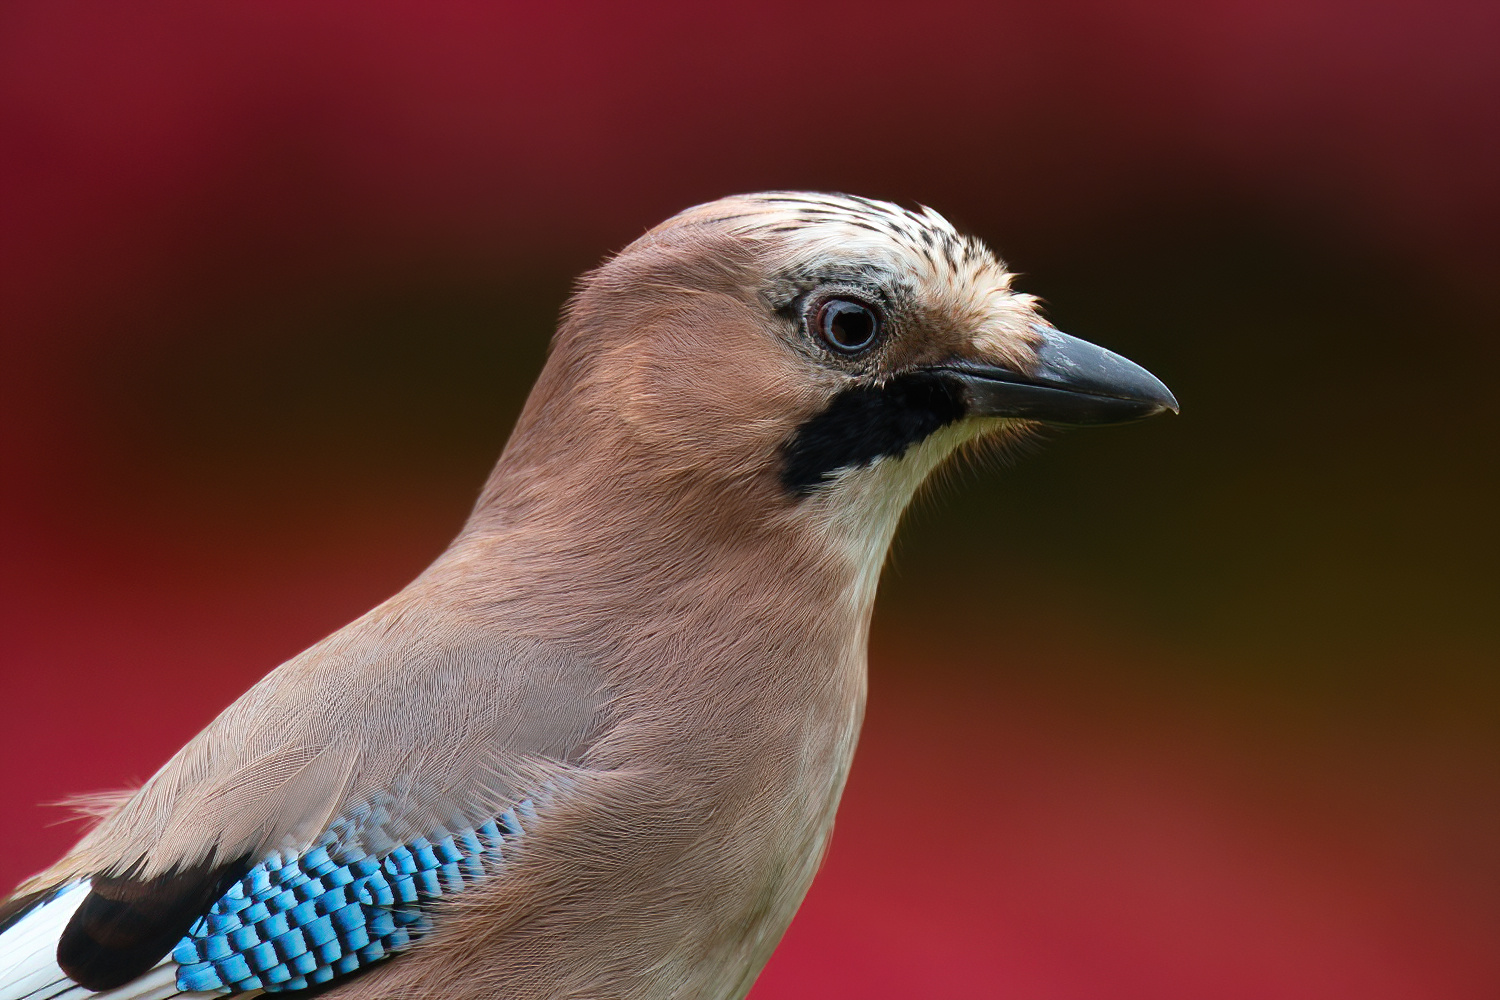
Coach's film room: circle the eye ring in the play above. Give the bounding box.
[813,296,882,354]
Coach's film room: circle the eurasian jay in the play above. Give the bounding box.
[0,193,1176,1000]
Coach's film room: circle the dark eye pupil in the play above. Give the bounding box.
[819,299,878,352]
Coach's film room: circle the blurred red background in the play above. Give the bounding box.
[2,2,1497,997]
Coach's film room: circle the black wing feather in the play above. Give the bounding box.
[56,854,251,991]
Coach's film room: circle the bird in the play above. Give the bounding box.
[0,192,1176,1000]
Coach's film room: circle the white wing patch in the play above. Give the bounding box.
[0,792,548,999]
[0,882,239,1000]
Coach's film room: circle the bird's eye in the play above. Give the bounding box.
[814,297,881,354]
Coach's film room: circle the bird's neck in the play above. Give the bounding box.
[449,483,874,653]
[430,384,963,689]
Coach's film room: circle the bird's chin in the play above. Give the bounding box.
[947,417,1049,476]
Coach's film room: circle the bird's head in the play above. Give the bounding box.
[491,193,1175,584]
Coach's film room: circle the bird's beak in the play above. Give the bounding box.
[931,324,1179,426]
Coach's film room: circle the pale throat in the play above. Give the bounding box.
[812,419,979,615]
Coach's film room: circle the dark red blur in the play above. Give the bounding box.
[2,3,1497,997]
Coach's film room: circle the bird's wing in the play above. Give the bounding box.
[0,609,610,1000]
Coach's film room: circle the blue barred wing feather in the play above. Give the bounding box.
[173,802,535,993]
[0,800,540,1000]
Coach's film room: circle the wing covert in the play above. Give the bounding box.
[1,622,605,1000]
[171,798,538,993]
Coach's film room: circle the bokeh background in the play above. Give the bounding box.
[2,2,1497,997]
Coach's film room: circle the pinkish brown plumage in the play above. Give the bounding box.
[0,193,1175,1000]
